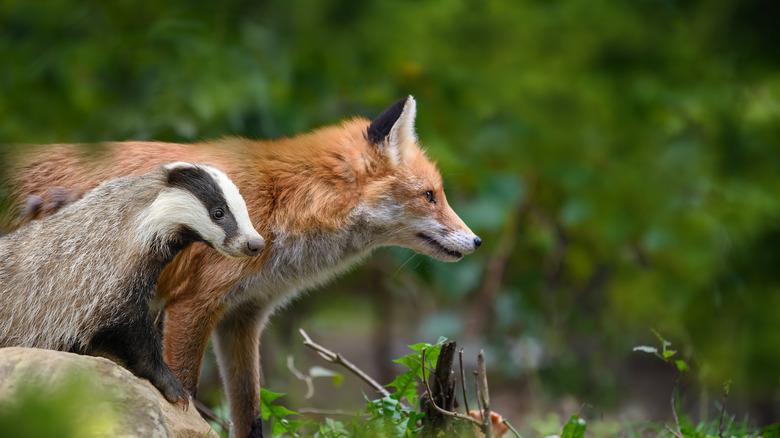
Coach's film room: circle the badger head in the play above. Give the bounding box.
[143,162,265,258]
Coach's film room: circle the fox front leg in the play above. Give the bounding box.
[213,302,267,438]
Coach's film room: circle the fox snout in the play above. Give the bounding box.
[415,228,481,262]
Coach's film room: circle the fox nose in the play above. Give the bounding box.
[244,238,265,256]
[474,236,482,249]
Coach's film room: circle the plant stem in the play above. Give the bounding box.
[503,419,523,438]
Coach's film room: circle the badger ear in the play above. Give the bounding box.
[367,95,417,167]
[164,162,199,187]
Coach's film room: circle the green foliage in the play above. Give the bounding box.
[561,414,587,438]
[633,329,689,375]
[361,397,415,438]
[261,389,309,437]
[0,375,115,437]
[386,337,446,407]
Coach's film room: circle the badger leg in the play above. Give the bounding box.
[89,309,188,406]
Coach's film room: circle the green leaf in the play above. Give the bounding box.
[260,388,304,436]
[561,414,587,438]
[675,360,689,373]
[386,370,418,406]
[309,366,344,388]
[760,423,780,438]
[314,418,351,438]
[362,397,409,438]
[662,349,677,359]
[272,418,307,436]
[386,338,447,406]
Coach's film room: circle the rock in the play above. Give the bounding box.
[0,347,215,438]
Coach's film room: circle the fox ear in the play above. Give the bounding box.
[367,95,417,167]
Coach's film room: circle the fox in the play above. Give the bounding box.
[8,96,481,437]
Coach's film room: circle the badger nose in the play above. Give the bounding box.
[244,238,265,256]
[474,236,482,249]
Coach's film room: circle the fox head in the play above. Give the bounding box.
[359,96,482,262]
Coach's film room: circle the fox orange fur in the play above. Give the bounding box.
[8,96,481,438]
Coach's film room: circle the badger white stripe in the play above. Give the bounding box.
[204,166,257,246]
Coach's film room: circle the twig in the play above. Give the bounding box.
[299,328,391,398]
[717,380,730,438]
[286,355,315,399]
[503,419,523,438]
[420,347,482,427]
[669,375,684,438]
[473,371,484,415]
[477,350,493,438]
[459,349,470,413]
[665,424,684,438]
[193,399,230,433]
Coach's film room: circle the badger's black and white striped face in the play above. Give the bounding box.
[140,162,264,258]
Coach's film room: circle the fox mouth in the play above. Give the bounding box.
[417,233,463,259]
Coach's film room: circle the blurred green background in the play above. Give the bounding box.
[2,0,779,433]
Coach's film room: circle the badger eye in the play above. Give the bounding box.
[425,191,435,203]
[212,208,225,220]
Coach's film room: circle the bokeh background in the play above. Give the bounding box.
[2,0,779,435]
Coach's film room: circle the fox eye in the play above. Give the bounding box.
[212,208,225,220]
[424,191,435,203]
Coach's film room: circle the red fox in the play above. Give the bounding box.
[10,96,481,438]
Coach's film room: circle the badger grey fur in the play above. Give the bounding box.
[0,162,264,404]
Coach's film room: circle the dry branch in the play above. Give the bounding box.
[299,328,391,398]
[477,350,493,438]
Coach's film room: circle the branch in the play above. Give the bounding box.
[473,371,484,415]
[193,399,230,433]
[669,375,683,438]
[286,355,315,399]
[299,328,391,398]
[420,347,483,427]
[477,350,493,438]
[459,349,470,414]
[665,423,684,438]
[503,419,522,438]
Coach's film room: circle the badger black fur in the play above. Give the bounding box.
[0,162,264,404]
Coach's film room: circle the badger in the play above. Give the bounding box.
[0,162,264,405]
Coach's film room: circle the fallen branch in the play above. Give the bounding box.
[299,328,391,398]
